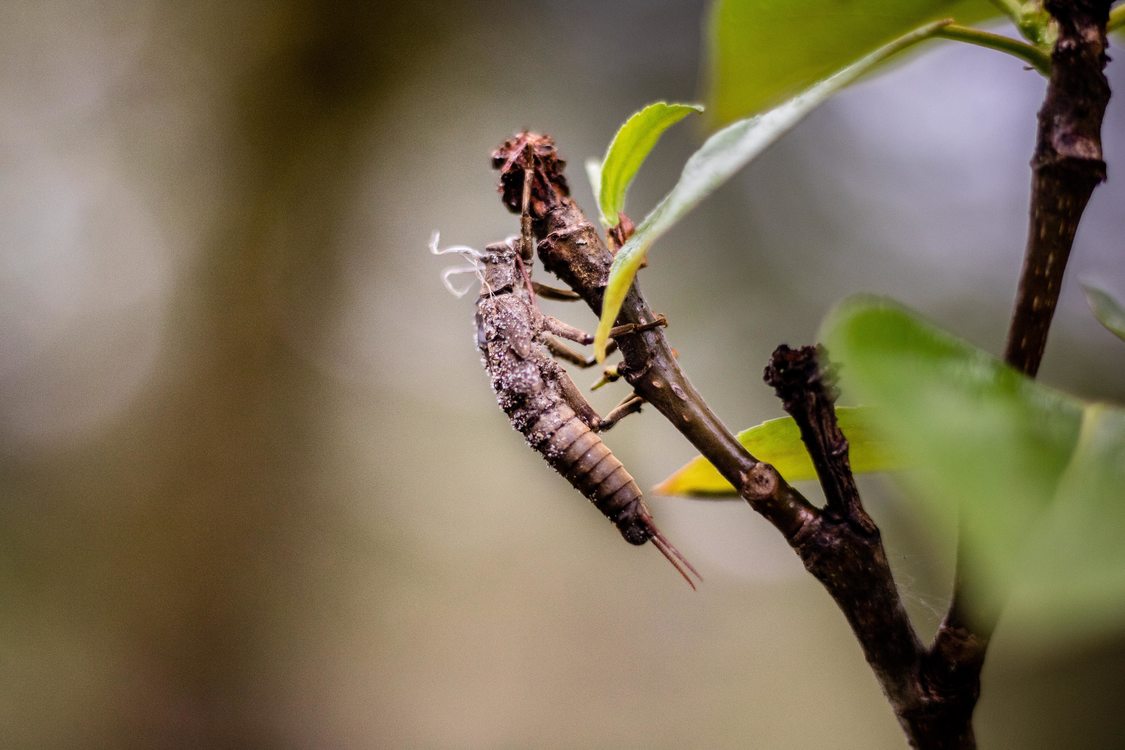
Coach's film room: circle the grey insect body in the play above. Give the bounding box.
[473,239,699,586]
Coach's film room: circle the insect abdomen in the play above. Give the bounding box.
[526,403,649,545]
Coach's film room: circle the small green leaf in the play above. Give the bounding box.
[822,297,1125,644]
[1081,282,1125,343]
[595,102,703,228]
[592,20,952,360]
[654,407,903,497]
[706,0,999,125]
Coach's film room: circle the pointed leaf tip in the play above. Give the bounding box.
[596,102,703,228]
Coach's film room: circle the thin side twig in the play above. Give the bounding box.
[765,345,982,749]
[764,346,871,528]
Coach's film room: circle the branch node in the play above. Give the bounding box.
[741,463,779,502]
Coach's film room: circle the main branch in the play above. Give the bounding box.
[492,135,982,748]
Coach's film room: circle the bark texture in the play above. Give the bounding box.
[1004,0,1112,374]
[935,1,1113,729]
[492,137,986,748]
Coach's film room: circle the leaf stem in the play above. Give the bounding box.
[935,24,1052,75]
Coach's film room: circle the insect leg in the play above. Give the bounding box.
[548,314,666,345]
[546,338,595,367]
[554,364,644,433]
[543,316,594,345]
[606,314,668,338]
[546,337,619,368]
[543,313,669,352]
[596,393,645,432]
[545,311,663,378]
[553,369,602,428]
[532,281,582,301]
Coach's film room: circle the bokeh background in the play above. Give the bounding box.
[3,2,1124,748]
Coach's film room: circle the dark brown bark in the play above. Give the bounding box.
[492,138,982,748]
[1003,0,1112,376]
[766,347,977,749]
[933,0,1113,725]
[764,347,872,529]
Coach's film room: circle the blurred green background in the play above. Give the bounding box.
[3,2,1124,747]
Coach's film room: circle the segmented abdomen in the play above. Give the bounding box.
[524,402,649,545]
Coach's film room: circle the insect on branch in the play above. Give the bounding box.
[491,133,990,748]
[436,147,701,586]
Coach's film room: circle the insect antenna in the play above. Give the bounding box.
[429,231,488,297]
[647,521,702,590]
[513,170,541,305]
[519,167,534,261]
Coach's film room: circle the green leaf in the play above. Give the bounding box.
[653,407,904,497]
[1011,405,1125,642]
[1081,282,1125,343]
[595,102,703,228]
[592,20,952,360]
[706,0,1000,126]
[822,297,1125,644]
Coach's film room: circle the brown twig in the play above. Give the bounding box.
[494,133,817,540]
[765,346,978,748]
[933,0,1113,714]
[764,346,871,529]
[763,346,942,747]
[1003,0,1112,376]
[491,136,984,748]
